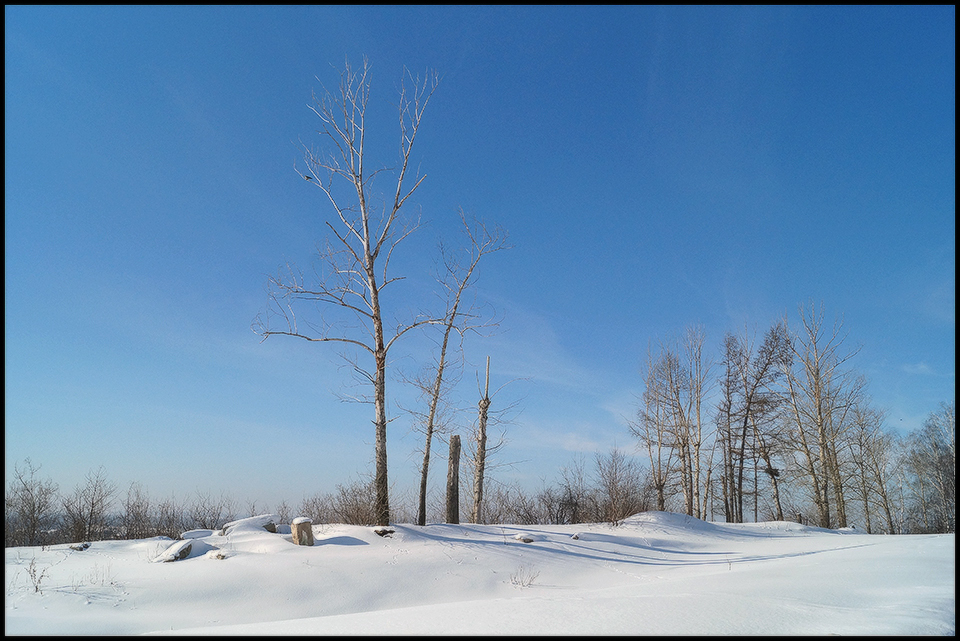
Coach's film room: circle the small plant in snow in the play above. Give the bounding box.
[25,558,50,594]
[89,563,114,586]
[510,564,539,589]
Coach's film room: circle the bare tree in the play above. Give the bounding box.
[471,356,492,523]
[557,454,601,524]
[408,212,508,526]
[632,344,676,511]
[188,490,236,531]
[5,459,60,547]
[61,467,117,543]
[461,357,521,524]
[298,491,334,526]
[254,59,440,526]
[154,494,188,539]
[682,325,714,520]
[781,302,862,528]
[905,401,955,533]
[637,327,715,518]
[120,482,153,540]
[274,500,293,525]
[332,477,379,525]
[595,447,648,525]
[848,402,898,533]
[715,322,791,523]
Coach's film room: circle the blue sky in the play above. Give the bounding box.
[5,6,955,511]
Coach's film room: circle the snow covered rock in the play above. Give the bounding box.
[152,538,220,562]
[153,540,192,563]
[219,514,282,536]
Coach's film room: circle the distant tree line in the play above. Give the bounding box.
[4,447,650,547]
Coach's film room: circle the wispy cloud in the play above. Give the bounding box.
[902,361,936,376]
[466,294,613,396]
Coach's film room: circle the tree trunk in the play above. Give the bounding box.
[471,356,491,524]
[445,435,461,524]
[417,330,449,526]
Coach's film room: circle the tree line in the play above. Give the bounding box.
[4,447,637,546]
[5,373,951,548]
[631,302,954,534]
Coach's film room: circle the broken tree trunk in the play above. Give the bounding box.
[446,435,461,524]
[471,356,491,524]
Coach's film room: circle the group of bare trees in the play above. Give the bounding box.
[901,402,955,533]
[464,448,652,526]
[4,463,252,546]
[632,302,955,534]
[633,325,713,517]
[5,445,652,546]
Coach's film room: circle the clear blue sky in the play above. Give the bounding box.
[5,6,955,511]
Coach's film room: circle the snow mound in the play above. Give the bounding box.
[220,513,281,535]
[152,538,220,562]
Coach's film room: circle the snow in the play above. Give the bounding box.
[4,511,954,635]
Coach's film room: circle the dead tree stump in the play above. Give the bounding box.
[446,435,461,524]
[291,517,314,546]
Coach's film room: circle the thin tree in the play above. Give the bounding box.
[254,59,440,526]
[632,343,676,511]
[471,356,492,524]
[410,212,507,526]
[463,357,520,523]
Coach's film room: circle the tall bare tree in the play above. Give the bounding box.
[781,302,863,528]
[633,327,715,519]
[632,343,676,511]
[716,322,791,523]
[848,402,898,533]
[253,59,439,526]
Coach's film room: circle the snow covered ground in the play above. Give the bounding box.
[4,511,954,635]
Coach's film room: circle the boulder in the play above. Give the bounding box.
[220,514,281,536]
[153,540,193,563]
[291,517,314,546]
